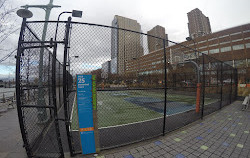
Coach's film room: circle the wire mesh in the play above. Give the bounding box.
[16,20,238,156]
[16,22,64,157]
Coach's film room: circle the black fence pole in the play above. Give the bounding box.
[16,18,32,157]
[201,54,205,119]
[220,62,223,109]
[235,68,238,100]
[162,39,167,136]
[230,69,233,104]
[52,42,65,157]
[63,16,74,156]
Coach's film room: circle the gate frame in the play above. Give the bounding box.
[15,18,65,158]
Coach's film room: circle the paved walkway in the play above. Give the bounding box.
[1,101,250,158]
[0,109,27,158]
[91,101,250,158]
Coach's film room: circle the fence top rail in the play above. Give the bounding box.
[25,20,235,69]
[26,20,201,53]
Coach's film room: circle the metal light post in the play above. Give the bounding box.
[54,10,82,41]
[21,0,61,123]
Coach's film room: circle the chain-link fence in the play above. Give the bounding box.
[16,19,238,157]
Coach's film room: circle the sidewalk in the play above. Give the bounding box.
[1,101,250,158]
[0,109,27,158]
[91,101,250,158]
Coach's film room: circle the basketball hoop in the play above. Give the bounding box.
[170,48,185,70]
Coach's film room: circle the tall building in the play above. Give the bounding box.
[111,15,143,74]
[187,8,212,39]
[147,25,168,53]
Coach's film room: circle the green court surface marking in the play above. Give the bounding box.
[230,134,236,137]
[244,131,249,134]
[237,144,244,148]
[174,138,181,142]
[181,131,187,134]
[201,145,208,150]
[70,90,218,130]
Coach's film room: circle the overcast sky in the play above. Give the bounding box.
[13,0,250,41]
[1,0,250,79]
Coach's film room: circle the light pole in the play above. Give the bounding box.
[21,0,61,123]
[54,10,82,41]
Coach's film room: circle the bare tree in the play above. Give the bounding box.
[0,0,18,50]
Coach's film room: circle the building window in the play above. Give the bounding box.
[199,46,207,49]
[198,40,206,44]
[208,37,217,41]
[245,36,250,40]
[221,46,231,52]
[209,48,219,54]
[232,44,244,50]
[232,39,243,43]
[246,43,250,48]
[219,34,229,38]
[230,32,241,36]
[243,30,250,33]
[209,43,218,47]
[220,41,230,45]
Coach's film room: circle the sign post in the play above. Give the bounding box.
[76,74,99,154]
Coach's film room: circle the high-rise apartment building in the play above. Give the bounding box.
[187,8,212,39]
[111,15,143,74]
[147,25,168,53]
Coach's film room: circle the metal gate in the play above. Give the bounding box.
[16,19,65,158]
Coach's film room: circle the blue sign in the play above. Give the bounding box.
[77,75,96,154]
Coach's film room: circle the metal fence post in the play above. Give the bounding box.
[235,68,238,100]
[201,54,205,119]
[63,16,74,156]
[16,18,33,157]
[220,62,223,109]
[230,69,233,103]
[52,41,65,157]
[162,39,167,136]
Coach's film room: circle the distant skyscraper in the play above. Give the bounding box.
[111,15,143,74]
[187,8,212,39]
[147,25,168,53]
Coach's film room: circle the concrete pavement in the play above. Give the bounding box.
[0,109,27,158]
